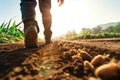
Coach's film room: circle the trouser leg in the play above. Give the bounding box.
[20,0,39,32]
[20,0,39,48]
[39,0,52,44]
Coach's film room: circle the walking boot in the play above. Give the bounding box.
[24,24,39,48]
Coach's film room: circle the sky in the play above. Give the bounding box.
[1,0,120,39]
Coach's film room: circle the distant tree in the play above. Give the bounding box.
[81,28,91,34]
[113,23,120,33]
[104,26,114,32]
[65,30,77,38]
[91,25,102,34]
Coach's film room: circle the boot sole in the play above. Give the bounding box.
[25,28,39,48]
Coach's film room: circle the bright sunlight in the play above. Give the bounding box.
[35,0,120,39]
[36,0,94,38]
[51,0,95,38]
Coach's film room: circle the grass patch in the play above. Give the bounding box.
[0,20,24,44]
[39,61,55,76]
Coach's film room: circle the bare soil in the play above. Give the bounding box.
[0,38,120,80]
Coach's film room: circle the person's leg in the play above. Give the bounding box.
[20,0,39,48]
[39,0,52,44]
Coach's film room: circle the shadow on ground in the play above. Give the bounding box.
[0,43,44,79]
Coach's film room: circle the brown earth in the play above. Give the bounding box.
[0,38,120,80]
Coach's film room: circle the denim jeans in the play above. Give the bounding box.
[20,0,52,42]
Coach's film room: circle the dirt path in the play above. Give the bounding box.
[0,39,120,80]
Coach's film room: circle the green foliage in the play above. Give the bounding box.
[113,23,120,33]
[80,32,120,39]
[104,26,114,33]
[0,20,24,44]
[92,25,102,34]
[64,22,120,40]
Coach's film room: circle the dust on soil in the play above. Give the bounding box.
[0,38,120,80]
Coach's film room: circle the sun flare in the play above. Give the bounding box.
[1,0,120,39]
[50,0,97,37]
[35,0,106,38]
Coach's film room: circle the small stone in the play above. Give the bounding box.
[72,54,82,60]
[14,67,22,73]
[64,72,70,76]
[95,62,120,80]
[69,49,77,55]
[88,77,101,80]
[80,51,92,61]
[84,61,94,71]
[91,55,105,67]
[16,75,24,79]
[63,51,71,57]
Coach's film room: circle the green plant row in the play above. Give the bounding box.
[65,31,120,40]
[80,32,120,39]
[0,20,24,44]
[64,22,120,40]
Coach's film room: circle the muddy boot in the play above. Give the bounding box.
[24,21,39,48]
